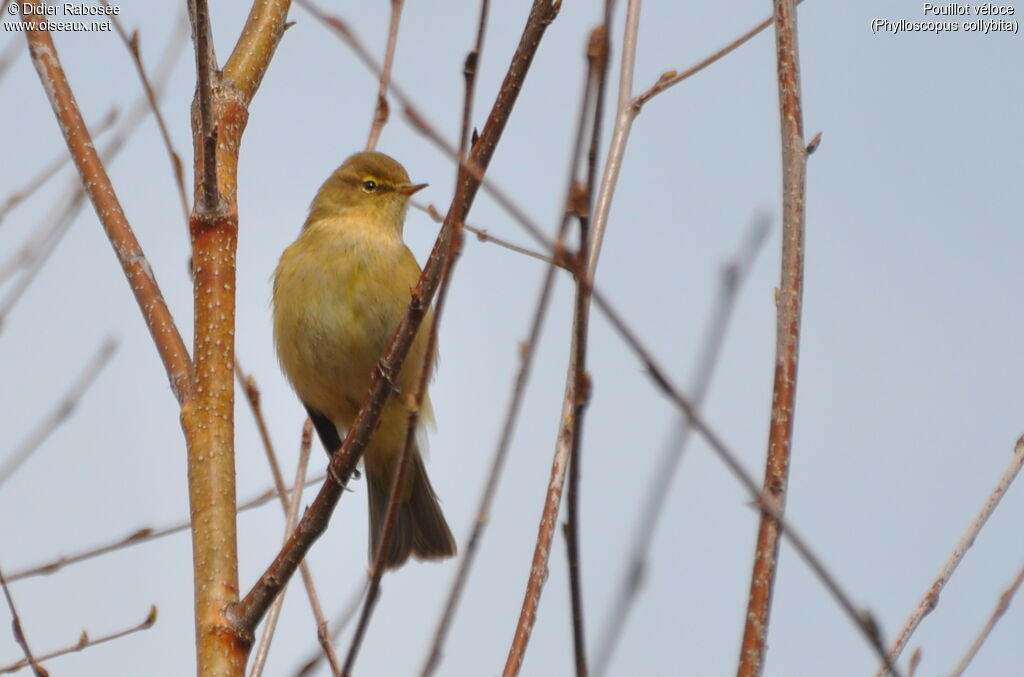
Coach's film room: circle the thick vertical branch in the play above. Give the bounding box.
[736,1,806,675]
[184,1,293,675]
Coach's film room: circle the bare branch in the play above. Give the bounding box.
[249,424,314,677]
[223,0,294,105]
[0,604,157,675]
[235,365,342,674]
[0,18,186,289]
[413,200,560,268]
[949,561,1024,677]
[18,1,193,403]
[107,7,191,225]
[632,0,808,111]
[736,0,808,673]
[876,438,1024,676]
[4,476,325,583]
[365,0,404,151]
[0,565,45,676]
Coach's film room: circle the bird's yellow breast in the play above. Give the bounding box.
[272,216,432,430]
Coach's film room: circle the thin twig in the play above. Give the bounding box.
[310,1,901,670]
[365,0,404,151]
[0,565,44,676]
[20,1,194,402]
[292,580,368,677]
[249,425,314,677]
[188,0,220,215]
[420,195,568,676]
[564,13,613,676]
[593,216,771,676]
[235,366,342,674]
[107,7,191,226]
[0,17,186,289]
[0,603,156,675]
[736,0,808,674]
[4,475,325,583]
[875,438,1024,677]
[459,0,489,155]
[949,561,1024,677]
[343,2,489,670]
[505,4,620,673]
[340,196,460,677]
[231,0,561,638]
[632,0,808,111]
[413,200,560,268]
[0,108,118,226]
[0,336,119,486]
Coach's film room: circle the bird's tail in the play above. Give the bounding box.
[367,452,456,570]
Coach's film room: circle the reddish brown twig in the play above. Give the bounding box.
[0,336,118,486]
[342,4,489,672]
[231,0,561,642]
[0,602,156,675]
[735,1,808,675]
[365,0,404,150]
[504,4,617,673]
[564,14,612,676]
[235,365,341,674]
[107,6,191,226]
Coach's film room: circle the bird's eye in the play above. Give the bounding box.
[362,179,378,193]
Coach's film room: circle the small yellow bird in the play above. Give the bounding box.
[273,151,456,569]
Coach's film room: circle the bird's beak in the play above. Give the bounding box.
[397,183,428,196]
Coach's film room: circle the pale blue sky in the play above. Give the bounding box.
[1,1,1022,675]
